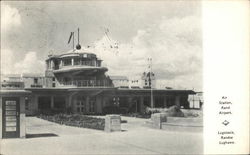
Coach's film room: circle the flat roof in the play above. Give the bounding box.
[117,88,195,93]
[25,87,195,94]
[0,90,31,95]
[109,76,128,80]
[53,66,108,74]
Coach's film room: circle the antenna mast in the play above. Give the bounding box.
[72,32,74,51]
[148,58,154,108]
[76,28,81,50]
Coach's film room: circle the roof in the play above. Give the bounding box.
[0,90,31,95]
[2,74,21,78]
[47,48,99,60]
[109,76,128,80]
[53,66,108,74]
[22,73,44,78]
[116,88,196,95]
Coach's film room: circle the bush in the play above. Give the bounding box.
[37,114,105,130]
[165,105,185,117]
[103,106,129,114]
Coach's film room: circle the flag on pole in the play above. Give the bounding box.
[68,32,73,44]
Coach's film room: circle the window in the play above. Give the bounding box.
[74,58,80,65]
[63,59,71,66]
[52,83,56,87]
[25,97,29,110]
[89,98,96,112]
[76,96,86,113]
[34,78,38,84]
[52,77,55,81]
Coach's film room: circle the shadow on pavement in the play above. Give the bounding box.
[26,133,58,139]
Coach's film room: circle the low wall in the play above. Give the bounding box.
[146,113,203,132]
[166,117,203,126]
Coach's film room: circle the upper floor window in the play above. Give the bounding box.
[74,58,80,65]
[34,78,38,84]
[63,59,71,66]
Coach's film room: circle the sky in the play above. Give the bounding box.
[1,1,202,91]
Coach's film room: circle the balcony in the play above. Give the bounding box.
[53,65,108,74]
[61,80,112,88]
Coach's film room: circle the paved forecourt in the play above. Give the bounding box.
[1,116,203,155]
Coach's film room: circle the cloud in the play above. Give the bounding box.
[1,48,16,74]
[93,15,202,90]
[1,49,45,74]
[14,52,45,74]
[1,4,21,31]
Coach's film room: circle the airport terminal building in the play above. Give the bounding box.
[1,48,196,115]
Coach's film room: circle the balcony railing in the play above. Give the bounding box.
[61,80,112,87]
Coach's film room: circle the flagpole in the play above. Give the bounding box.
[149,58,154,108]
[72,32,74,51]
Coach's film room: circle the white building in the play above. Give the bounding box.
[109,76,129,88]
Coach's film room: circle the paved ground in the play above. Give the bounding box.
[1,116,203,155]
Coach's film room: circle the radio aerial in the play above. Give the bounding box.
[68,28,81,51]
[76,28,81,50]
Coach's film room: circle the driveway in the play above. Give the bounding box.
[1,116,203,155]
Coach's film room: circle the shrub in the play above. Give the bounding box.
[103,106,129,114]
[37,114,105,130]
[165,105,185,117]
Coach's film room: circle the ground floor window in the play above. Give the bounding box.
[76,96,86,113]
[89,97,96,113]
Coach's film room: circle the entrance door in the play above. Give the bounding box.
[2,97,20,138]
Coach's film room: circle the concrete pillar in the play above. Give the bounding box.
[30,95,38,115]
[0,97,2,139]
[150,95,154,108]
[50,96,54,109]
[60,60,63,68]
[67,95,72,108]
[48,61,51,69]
[128,97,133,108]
[175,95,180,108]
[86,96,90,113]
[163,96,167,108]
[20,97,26,138]
[35,95,38,111]
[71,58,74,66]
[51,60,54,69]
[140,96,144,113]
[96,96,102,114]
